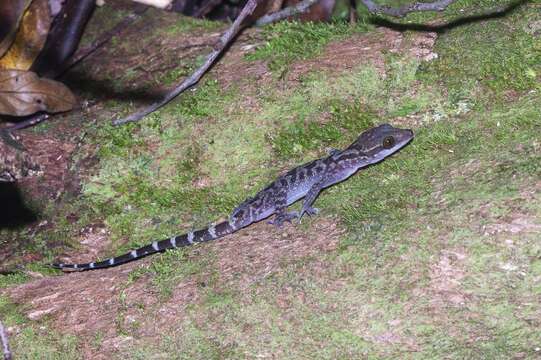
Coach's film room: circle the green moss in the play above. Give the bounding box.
[0,297,81,359]
[159,66,191,86]
[95,122,146,159]
[272,101,376,158]
[173,79,227,118]
[130,320,238,359]
[420,2,540,95]
[362,0,523,26]
[199,115,273,192]
[76,79,242,251]
[127,248,214,298]
[164,16,223,34]
[0,272,29,289]
[247,21,368,73]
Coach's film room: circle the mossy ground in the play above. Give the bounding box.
[1,0,540,358]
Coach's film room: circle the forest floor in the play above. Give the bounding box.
[1,0,540,358]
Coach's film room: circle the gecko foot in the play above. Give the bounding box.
[298,207,319,222]
[327,148,341,156]
[269,211,299,227]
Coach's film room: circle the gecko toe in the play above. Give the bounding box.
[270,211,299,227]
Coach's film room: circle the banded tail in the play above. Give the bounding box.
[51,220,238,271]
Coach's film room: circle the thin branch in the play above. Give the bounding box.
[58,5,148,77]
[0,320,11,360]
[30,0,96,78]
[3,113,50,132]
[255,0,320,26]
[360,0,457,18]
[113,0,258,126]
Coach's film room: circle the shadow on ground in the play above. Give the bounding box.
[0,182,38,230]
[372,0,528,33]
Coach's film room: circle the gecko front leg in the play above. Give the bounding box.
[298,181,324,221]
[268,188,298,227]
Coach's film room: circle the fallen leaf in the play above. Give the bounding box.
[0,69,76,116]
[0,0,33,57]
[0,0,52,70]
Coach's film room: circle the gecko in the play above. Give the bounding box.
[52,124,414,271]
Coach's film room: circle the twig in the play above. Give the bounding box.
[113,0,258,126]
[360,0,457,18]
[0,320,11,360]
[30,0,96,78]
[58,5,148,77]
[255,0,320,26]
[3,113,50,132]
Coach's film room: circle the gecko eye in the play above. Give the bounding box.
[383,136,395,149]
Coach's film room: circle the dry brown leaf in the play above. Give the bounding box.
[0,0,52,70]
[0,0,33,58]
[0,69,76,116]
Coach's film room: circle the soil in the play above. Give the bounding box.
[4,218,343,356]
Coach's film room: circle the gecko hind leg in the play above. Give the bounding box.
[297,206,319,224]
[299,181,324,221]
[269,210,299,227]
[303,206,319,216]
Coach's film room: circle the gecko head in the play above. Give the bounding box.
[353,124,414,161]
